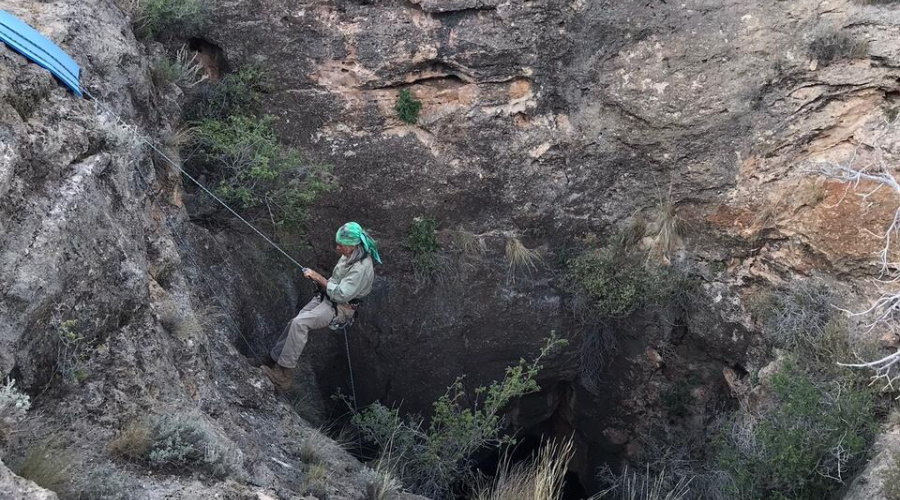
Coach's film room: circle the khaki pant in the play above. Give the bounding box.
[271,296,336,369]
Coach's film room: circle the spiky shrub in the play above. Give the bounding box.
[714,361,876,499]
[751,280,836,353]
[194,115,335,227]
[646,188,687,264]
[395,89,422,124]
[473,438,573,500]
[151,46,205,89]
[134,0,205,39]
[808,28,869,65]
[351,334,567,499]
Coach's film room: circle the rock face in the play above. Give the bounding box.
[5,0,900,497]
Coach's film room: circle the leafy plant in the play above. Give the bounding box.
[133,0,206,39]
[395,89,422,125]
[189,67,265,120]
[714,361,876,499]
[350,334,567,499]
[408,218,448,282]
[193,115,335,227]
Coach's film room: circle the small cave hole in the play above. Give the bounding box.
[188,38,229,83]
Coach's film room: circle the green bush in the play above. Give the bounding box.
[808,29,868,65]
[0,378,30,440]
[15,442,74,494]
[189,67,264,120]
[567,244,692,320]
[194,115,335,227]
[350,334,567,499]
[135,0,205,39]
[408,218,447,281]
[109,414,237,477]
[715,361,876,499]
[395,89,422,124]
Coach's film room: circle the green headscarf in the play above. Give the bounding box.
[335,222,382,264]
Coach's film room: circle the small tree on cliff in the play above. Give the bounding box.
[816,113,900,390]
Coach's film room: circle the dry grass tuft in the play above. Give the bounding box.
[108,418,154,460]
[361,460,403,500]
[595,466,692,500]
[300,430,328,464]
[474,437,573,500]
[15,442,74,493]
[305,462,330,497]
[451,229,487,257]
[506,237,543,281]
[646,187,687,264]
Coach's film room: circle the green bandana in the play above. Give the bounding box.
[335,222,382,264]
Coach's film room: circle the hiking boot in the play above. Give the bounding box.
[262,364,293,391]
[248,354,277,368]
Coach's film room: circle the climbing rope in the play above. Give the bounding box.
[342,325,359,414]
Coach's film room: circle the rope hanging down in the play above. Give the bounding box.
[83,86,308,273]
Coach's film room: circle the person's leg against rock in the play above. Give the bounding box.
[264,299,334,390]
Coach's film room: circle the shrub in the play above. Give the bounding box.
[188,67,265,120]
[351,334,567,499]
[361,463,403,500]
[714,361,876,499]
[408,218,449,282]
[567,245,692,321]
[0,378,30,439]
[56,320,91,384]
[646,188,687,264]
[151,46,205,89]
[473,438,573,500]
[79,465,133,500]
[134,0,205,39]
[109,414,237,477]
[194,115,335,227]
[395,89,422,124]
[808,28,869,65]
[15,442,74,494]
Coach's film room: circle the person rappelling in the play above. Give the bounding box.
[261,222,382,391]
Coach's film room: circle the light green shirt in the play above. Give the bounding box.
[326,255,374,304]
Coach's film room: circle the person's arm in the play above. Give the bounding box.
[303,268,328,288]
[325,264,367,303]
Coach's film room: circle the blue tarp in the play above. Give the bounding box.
[0,10,82,97]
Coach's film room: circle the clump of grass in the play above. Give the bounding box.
[646,187,687,264]
[109,414,237,477]
[305,463,329,497]
[151,45,205,89]
[133,0,206,39]
[15,442,74,493]
[451,229,487,258]
[595,466,692,500]
[505,237,543,282]
[473,438,573,500]
[395,89,422,125]
[300,430,327,464]
[808,28,869,65]
[360,462,403,500]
